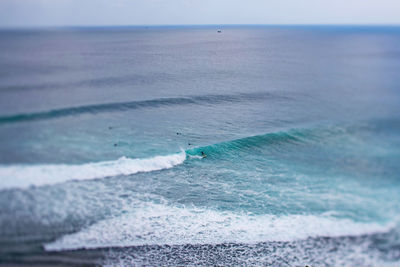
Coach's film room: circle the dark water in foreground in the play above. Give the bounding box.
[0,26,400,266]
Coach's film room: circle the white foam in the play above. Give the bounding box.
[0,152,186,189]
[45,202,393,251]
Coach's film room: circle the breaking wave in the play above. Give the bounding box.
[45,201,394,251]
[0,152,186,190]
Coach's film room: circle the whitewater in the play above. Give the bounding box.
[0,152,186,189]
[45,201,395,251]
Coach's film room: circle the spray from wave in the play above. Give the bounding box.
[0,152,186,190]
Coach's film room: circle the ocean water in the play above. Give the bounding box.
[0,26,400,266]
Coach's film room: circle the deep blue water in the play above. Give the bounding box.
[1,26,400,266]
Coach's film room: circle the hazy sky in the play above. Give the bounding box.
[1,0,400,27]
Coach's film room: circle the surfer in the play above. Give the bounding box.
[201,151,207,158]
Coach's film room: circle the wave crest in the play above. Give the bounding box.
[0,152,186,190]
[186,129,306,158]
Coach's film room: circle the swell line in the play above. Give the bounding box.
[0,92,286,124]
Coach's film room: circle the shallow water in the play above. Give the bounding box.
[1,26,400,266]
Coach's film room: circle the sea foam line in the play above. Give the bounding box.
[0,152,186,190]
[45,202,394,251]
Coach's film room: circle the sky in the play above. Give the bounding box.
[0,0,400,28]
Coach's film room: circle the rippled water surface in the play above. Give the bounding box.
[1,26,400,266]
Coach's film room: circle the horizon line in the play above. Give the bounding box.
[1,23,400,31]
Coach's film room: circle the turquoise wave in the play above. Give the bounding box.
[185,128,311,158]
[186,120,400,159]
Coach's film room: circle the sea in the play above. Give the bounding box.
[0,25,400,266]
